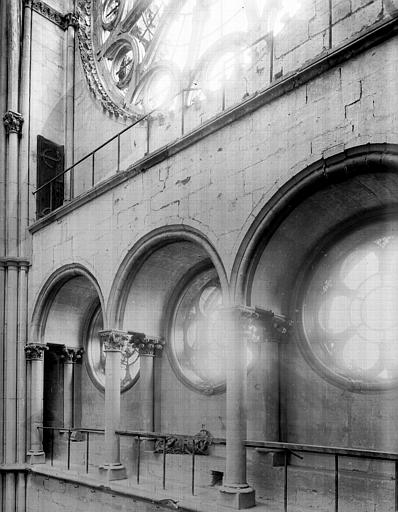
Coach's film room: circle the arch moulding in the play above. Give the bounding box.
[107,225,229,327]
[30,263,106,344]
[231,143,398,305]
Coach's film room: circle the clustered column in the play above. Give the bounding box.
[25,343,48,464]
[98,329,129,480]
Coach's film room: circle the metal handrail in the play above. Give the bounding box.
[116,429,225,495]
[36,426,398,510]
[37,426,104,472]
[244,440,398,512]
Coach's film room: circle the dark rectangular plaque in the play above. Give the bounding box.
[36,135,64,218]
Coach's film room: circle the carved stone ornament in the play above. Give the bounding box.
[129,331,165,357]
[24,343,48,361]
[154,427,212,455]
[61,346,84,363]
[3,111,24,135]
[76,0,129,119]
[241,306,291,344]
[98,329,130,351]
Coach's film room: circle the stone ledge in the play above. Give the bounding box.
[28,13,398,235]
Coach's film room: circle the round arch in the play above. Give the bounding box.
[30,263,106,344]
[107,224,229,328]
[231,143,398,305]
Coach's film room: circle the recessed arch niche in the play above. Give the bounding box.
[233,144,398,451]
[31,265,106,434]
[109,226,229,436]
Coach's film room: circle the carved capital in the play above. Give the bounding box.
[216,306,290,344]
[61,346,84,363]
[98,329,129,352]
[25,343,48,361]
[129,331,165,357]
[63,12,79,29]
[24,0,33,8]
[243,307,291,344]
[3,111,24,135]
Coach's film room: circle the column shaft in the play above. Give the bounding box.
[99,330,128,481]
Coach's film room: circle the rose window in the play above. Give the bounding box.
[301,221,398,389]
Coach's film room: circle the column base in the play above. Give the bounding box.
[26,450,46,464]
[99,463,127,481]
[218,484,256,509]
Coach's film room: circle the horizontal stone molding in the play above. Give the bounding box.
[0,257,30,269]
[29,14,398,234]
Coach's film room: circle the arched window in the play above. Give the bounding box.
[300,220,398,390]
[169,268,226,394]
[85,304,139,392]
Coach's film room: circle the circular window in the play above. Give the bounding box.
[85,305,139,392]
[300,220,398,390]
[169,268,226,394]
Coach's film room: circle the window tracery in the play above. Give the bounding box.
[169,268,226,394]
[78,0,300,118]
[301,221,398,390]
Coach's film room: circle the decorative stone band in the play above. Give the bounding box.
[128,331,165,357]
[24,1,77,31]
[98,329,130,352]
[0,257,30,270]
[24,343,48,361]
[215,305,291,344]
[61,346,84,363]
[3,111,24,135]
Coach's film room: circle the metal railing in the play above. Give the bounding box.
[116,429,226,496]
[31,9,398,220]
[245,440,398,512]
[36,426,398,510]
[37,426,104,473]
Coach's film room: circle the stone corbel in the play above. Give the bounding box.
[24,343,48,361]
[237,306,291,344]
[98,329,130,352]
[61,346,84,363]
[3,111,24,135]
[128,331,165,357]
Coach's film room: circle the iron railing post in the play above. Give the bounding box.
[86,432,90,474]
[163,438,166,490]
[67,429,71,470]
[335,455,339,512]
[137,435,141,485]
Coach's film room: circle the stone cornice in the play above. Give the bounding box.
[25,343,48,361]
[28,16,398,233]
[128,331,165,357]
[0,257,31,269]
[3,111,24,135]
[98,330,130,351]
[26,1,77,31]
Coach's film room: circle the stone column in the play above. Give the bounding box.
[61,347,84,429]
[129,332,164,433]
[218,307,257,510]
[25,343,48,464]
[98,330,128,480]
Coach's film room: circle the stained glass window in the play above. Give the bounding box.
[91,0,299,116]
[301,222,398,389]
[170,269,226,394]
